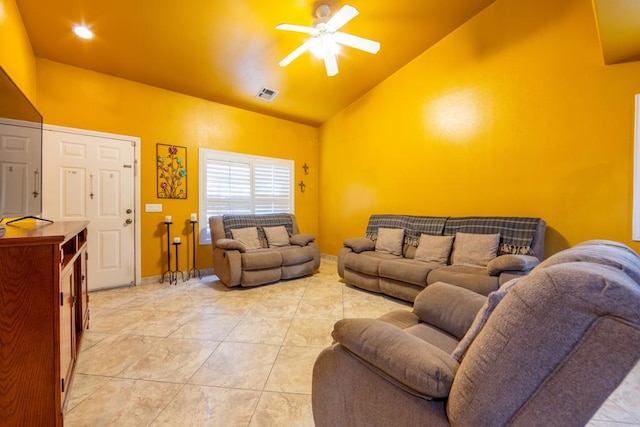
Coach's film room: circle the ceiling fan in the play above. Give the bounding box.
[276,4,381,77]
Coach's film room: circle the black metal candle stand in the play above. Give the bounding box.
[188,220,202,280]
[160,221,172,284]
[170,241,185,285]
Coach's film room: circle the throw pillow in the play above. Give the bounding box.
[414,234,454,265]
[374,228,405,256]
[451,232,500,268]
[263,225,290,248]
[230,227,262,251]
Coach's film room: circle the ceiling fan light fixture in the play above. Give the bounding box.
[276,4,379,77]
[308,35,340,59]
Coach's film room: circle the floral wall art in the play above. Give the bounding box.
[157,143,187,199]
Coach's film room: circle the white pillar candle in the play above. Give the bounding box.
[173,237,181,244]
[191,213,197,222]
[165,215,172,223]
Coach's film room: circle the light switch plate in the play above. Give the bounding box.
[145,203,162,212]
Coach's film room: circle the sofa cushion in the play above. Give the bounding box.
[414,234,454,265]
[277,245,314,266]
[413,282,487,340]
[240,249,282,270]
[231,227,262,251]
[375,228,405,256]
[451,232,500,268]
[344,251,400,276]
[264,225,290,248]
[487,254,539,275]
[379,259,440,287]
[332,318,459,398]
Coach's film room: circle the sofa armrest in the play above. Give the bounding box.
[215,238,247,252]
[344,237,375,253]
[332,318,459,398]
[487,254,539,275]
[290,233,315,246]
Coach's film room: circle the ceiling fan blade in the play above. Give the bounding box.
[333,32,380,54]
[279,40,312,67]
[326,5,359,32]
[323,50,339,76]
[275,24,317,35]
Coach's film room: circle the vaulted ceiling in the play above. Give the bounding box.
[16,0,496,126]
[16,1,639,127]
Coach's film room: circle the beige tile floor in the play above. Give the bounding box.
[65,258,640,426]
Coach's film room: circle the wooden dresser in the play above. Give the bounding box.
[0,221,89,426]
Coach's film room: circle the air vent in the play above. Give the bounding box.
[256,87,279,101]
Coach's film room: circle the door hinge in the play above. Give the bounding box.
[61,378,65,393]
[60,292,64,306]
[134,159,138,177]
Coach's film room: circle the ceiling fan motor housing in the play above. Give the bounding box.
[314,4,331,27]
[315,4,331,19]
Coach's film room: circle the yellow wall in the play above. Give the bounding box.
[35,59,319,278]
[319,0,640,257]
[0,0,36,101]
[6,0,640,272]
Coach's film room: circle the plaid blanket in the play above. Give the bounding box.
[365,215,448,247]
[222,214,294,243]
[443,217,541,255]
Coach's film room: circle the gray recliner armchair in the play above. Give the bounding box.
[312,240,640,426]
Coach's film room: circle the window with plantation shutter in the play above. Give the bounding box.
[198,148,294,244]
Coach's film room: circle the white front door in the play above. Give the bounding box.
[43,127,138,290]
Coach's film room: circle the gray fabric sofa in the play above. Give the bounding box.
[209,213,320,287]
[338,215,546,301]
[313,240,640,426]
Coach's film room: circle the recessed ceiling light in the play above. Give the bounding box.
[73,25,94,40]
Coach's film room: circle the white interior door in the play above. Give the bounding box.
[43,127,138,290]
[0,120,42,217]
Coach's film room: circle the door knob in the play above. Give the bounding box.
[125,218,133,225]
[126,209,132,214]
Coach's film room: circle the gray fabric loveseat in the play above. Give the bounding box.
[338,215,546,301]
[209,213,320,287]
[313,240,640,426]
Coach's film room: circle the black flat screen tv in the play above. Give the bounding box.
[0,65,44,223]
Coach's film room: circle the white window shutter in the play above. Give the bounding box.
[199,148,294,244]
